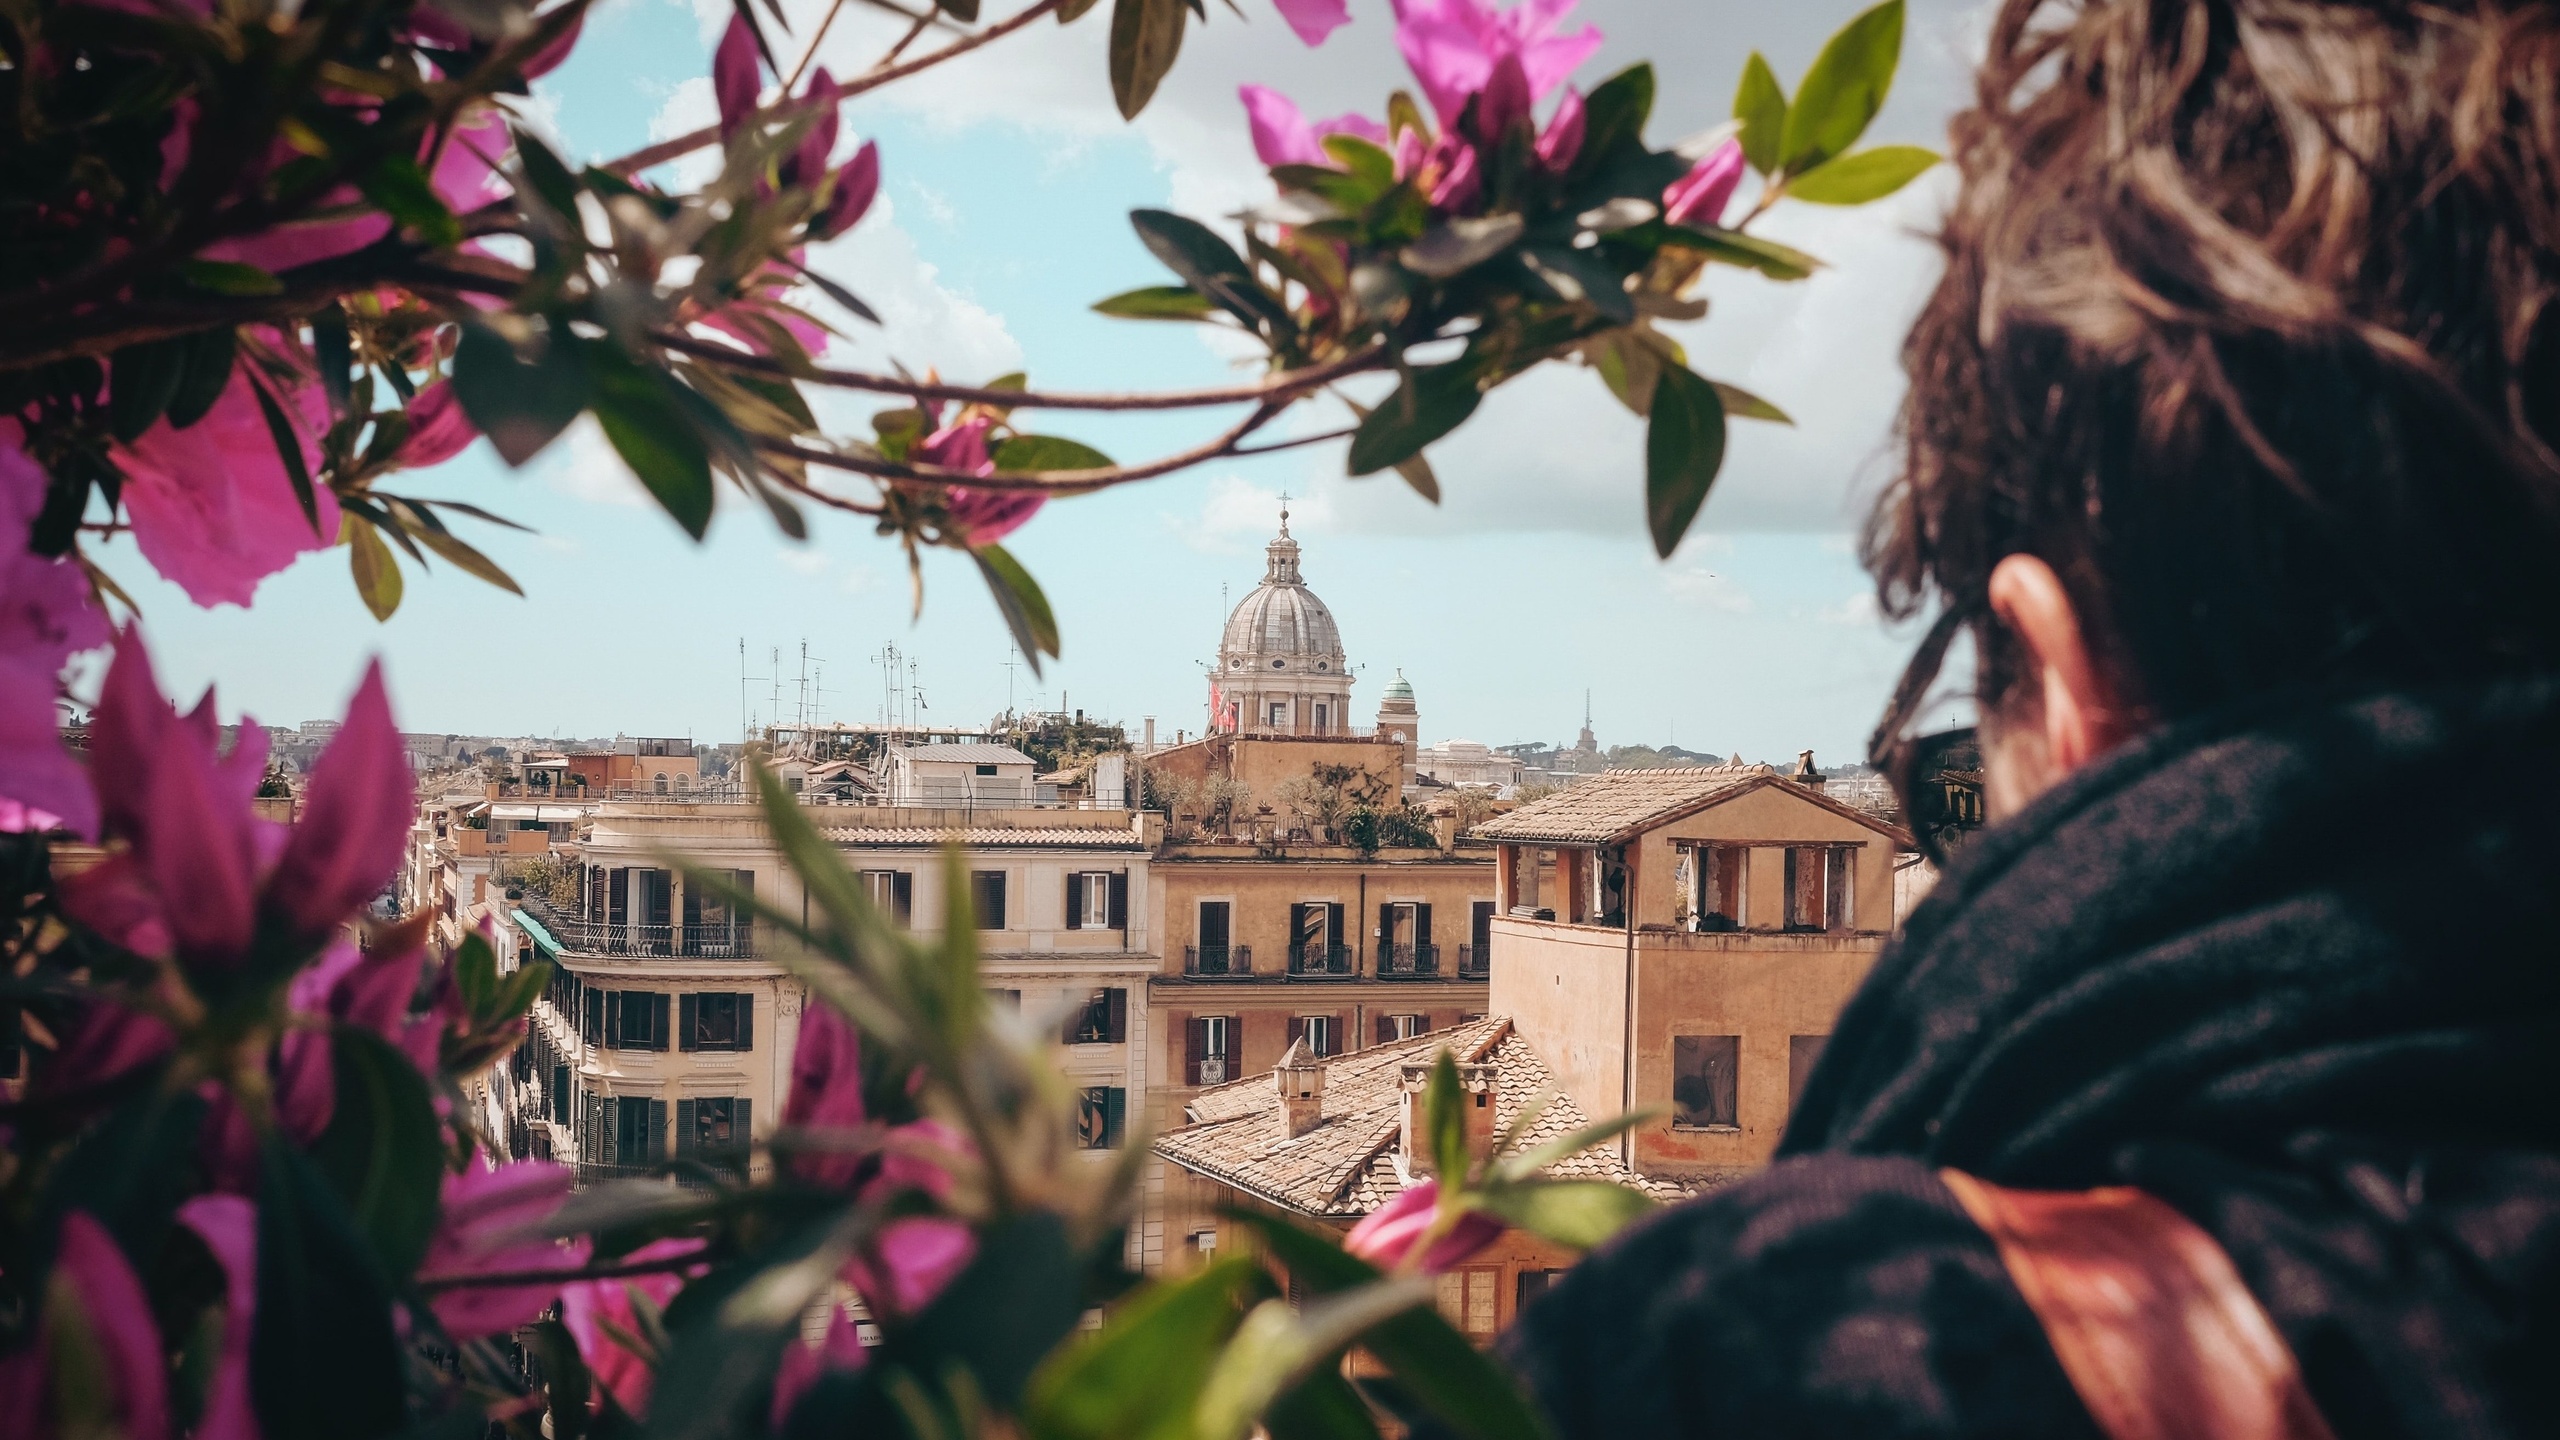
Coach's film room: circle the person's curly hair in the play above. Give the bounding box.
[1865,0,2560,728]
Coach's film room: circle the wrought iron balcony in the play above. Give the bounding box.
[519,896,755,959]
[1376,943,1442,979]
[1183,944,1254,977]
[1287,943,1355,978]
[1457,943,1490,980]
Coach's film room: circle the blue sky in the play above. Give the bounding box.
[98,0,1983,763]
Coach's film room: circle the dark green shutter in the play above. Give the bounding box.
[1109,871,1128,929]
[1065,872,1085,930]
[736,995,753,1050]
[652,993,671,1052]
[1106,987,1127,1044]
[679,994,699,1051]
[648,1098,668,1163]
[604,992,623,1049]
[1103,1088,1126,1148]
[675,1099,697,1157]
[734,1098,751,1151]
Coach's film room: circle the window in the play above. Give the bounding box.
[1378,1013,1426,1042]
[1672,1034,1740,1129]
[674,772,692,791]
[675,1097,750,1163]
[1516,1269,1569,1313]
[1789,1035,1828,1116]
[1435,1267,1501,1338]
[1182,1013,1237,1086]
[1066,988,1128,1045]
[987,988,1021,1011]
[1269,702,1288,726]
[1314,703,1328,732]
[970,870,1007,930]
[859,869,913,926]
[653,772,669,794]
[1294,1014,1336,1057]
[604,1094,666,1165]
[1074,1086,1126,1149]
[1065,870,1125,930]
[606,991,671,1051]
[1783,847,1854,931]
[679,993,752,1051]
[974,763,998,776]
[1688,846,1745,930]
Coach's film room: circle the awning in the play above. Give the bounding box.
[490,802,541,821]
[491,802,584,822]
[511,908,563,959]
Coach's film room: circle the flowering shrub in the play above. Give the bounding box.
[0,0,1934,1435]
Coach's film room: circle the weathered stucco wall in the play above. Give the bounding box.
[1486,917,1631,1139]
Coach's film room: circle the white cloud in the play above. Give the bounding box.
[537,416,656,508]
[1164,472,1330,554]
[1666,567,1755,614]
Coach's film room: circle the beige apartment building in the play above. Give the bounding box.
[1477,765,1910,1184]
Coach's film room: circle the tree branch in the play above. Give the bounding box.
[756,401,1283,494]
[602,0,1063,178]
[661,330,1386,411]
[416,1252,708,1292]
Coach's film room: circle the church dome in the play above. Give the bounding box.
[1217,520,1346,674]
[1382,670,1414,704]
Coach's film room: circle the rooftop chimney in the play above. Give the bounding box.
[1792,749,1824,791]
[1398,1059,1499,1175]
[1275,1039,1327,1138]
[1144,716,1157,749]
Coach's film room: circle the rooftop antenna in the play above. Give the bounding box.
[1004,643,1019,720]
[769,648,783,752]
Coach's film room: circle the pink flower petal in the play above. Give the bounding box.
[812,139,880,239]
[267,660,410,943]
[117,369,338,609]
[782,1000,868,1189]
[422,1160,590,1340]
[176,1195,259,1440]
[769,1300,867,1428]
[714,14,761,140]
[1662,137,1744,229]
[1536,85,1585,170]
[48,1212,170,1440]
[0,442,108,836]
[1343,1178,1504,1273]
[560,1237,706,1418]
[1270,0,1348,45]
[394,379,480,467]
[1241,84,1322,168]
[844,1216,974,1317]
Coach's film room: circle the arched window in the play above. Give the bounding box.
[674,772,692,792]
[654,772,669,794]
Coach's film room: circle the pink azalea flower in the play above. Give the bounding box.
[1662,137,1745,229]
[193,107,512,274]
[58,633,411,981]
[559,1236,708,1419]
[781,70,840,190]
[1534,85,1585,171]
[811,139,881,240]
[1238,85,1390,169]
[1271,0,1349,46]
[714,13,761,140]
[419,1160,593,1341]
[255,935,437,1150]
[1343,1178,1505,1273]
[28,997,177,1108]
[914,415,1046,546]
[393,379,480,467]
[176,1195,259,1440]
[1427,141,1481,212]
[114,363,337,609]
[0,1211,170,1440]
[842,1216,975,1317]
[769,1301,868,1429]
[0,438,109,835]
[1390,0,1602,129]
[782,997,869,1189]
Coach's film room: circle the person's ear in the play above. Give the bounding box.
[1987,553,2131,774]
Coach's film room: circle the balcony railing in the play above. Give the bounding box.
[1376,943,1442,979]
[1287,943,1355,978]
[520,896,755,958]
[1183,944,1254,977]
[1457,943,1489,979]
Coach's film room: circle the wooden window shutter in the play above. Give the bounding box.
[594,1096,615,1167]
[1286,1016,1306,1050]
[1175,1011,1196,1083]
[1287,902,1306,947]
[682,883,701,928]
[1106,987,1128,1043]
[648,1098,668,1163]
[893,871,913,926]
[604,991,623,1048]
[734,1098,751,1148]
[1416,903,1432,947]
[678,994,698,1051]
[675,1099,697,1156]
[652,993,672,1052]
[1066,872,1086,930]
[1230,1012,1245,1069]
[1103,1088,1126,1148]
[1376,1013,1396,1045]
[1109,871,1129,929]
[1333,1012,1349,1056]
[608,868,628,925]
[736,994,753,1050]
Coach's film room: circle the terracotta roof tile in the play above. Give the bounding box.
[816,826,1143,850]
[1153,1017,1696,1217]
[1469,766,1774,845]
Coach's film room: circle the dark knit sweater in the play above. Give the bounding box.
[1483,681,2560,1439]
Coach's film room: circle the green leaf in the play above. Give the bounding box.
[245,372,319,533]
[361,155,463,248]
[181,260,282,295]
[1398,214,1524,279]
[412,525,525,594]
[1025,1258,1266,1440]
[1733,53,1787,176]
[1585,327,1678,417]
[310,1029,446,1279]
[1108,0,1186,120]
[1494,1108,1663,1181]
[892,1213,1088,1411]
[1347,363,1481,476]
[1778,0,1904,176]
[167,327,238,430]
[1572,63,1654,177]
[454,931,500,1016]
[1519,246,1633,324]
[993,435,1115,471]
[1782,144,1938,204]
[252,1140,404,1440]
[108,338,187,443]
[1320,134,1397,191]
[587,346,714,539]
[1130,210,1289,334]
[451,320,590,467]
[1427,1051,1468,1186]
[1658,224,1821,280]
[1473,1180,1654,1250]
[938,0,980,19]
[1710,381,1793,425]
[1093,285,1218,321]
[1193,1282,1432,1440]
[1264,1368,1382,1440]
[1057,0,1103,18]
[347,518,405,621]
[513,126,584,226]
[1645,364,1726,558]
[311,305,352,419]
[973,544,1061,675]
[1386,90,1430,143]
[1222,1212,1549,1440]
